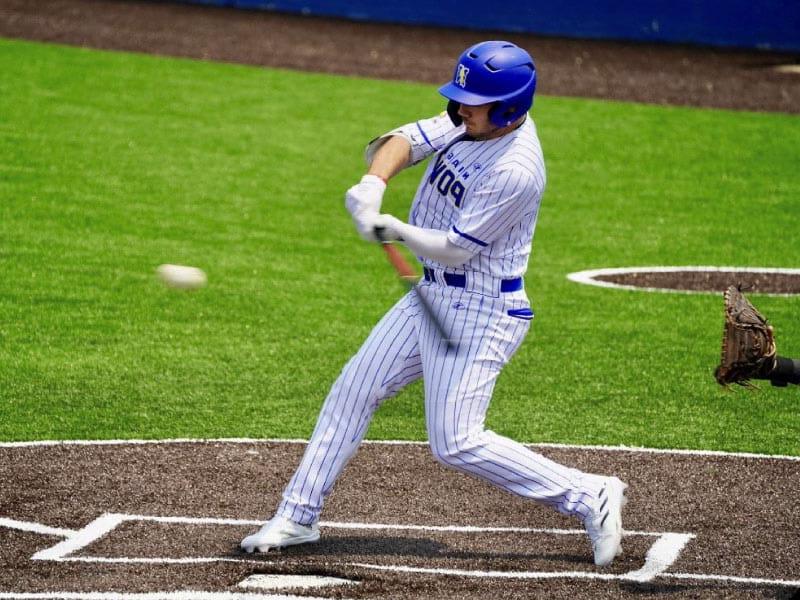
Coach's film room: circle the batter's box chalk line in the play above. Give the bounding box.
[5,512,799,589]
[0,593,330,600]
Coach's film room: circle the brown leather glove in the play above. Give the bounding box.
[714,286,777,387]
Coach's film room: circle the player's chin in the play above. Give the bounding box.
[465,123,489,138]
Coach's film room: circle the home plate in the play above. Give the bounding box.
[238,574,358,590]
[772,64,800,74]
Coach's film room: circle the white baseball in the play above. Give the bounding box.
[157,264,207,290]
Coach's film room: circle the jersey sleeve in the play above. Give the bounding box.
[364,112,464,168]
[447,169,542,253]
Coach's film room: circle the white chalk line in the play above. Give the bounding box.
[668,572,800,587]
[9,512,687,578]
[32,513,123,561]
[1,437,797,462]
[0,518,75,538]
[346,531,696,584]
[567,265,800,297]
[350,562,624,580]
[14,512,678,563]
[623,533,693,582]
[346,562,800,588]
[48,556,268,566]
[238,574,357,591]
[0,593,326,600]
[2,514,796,590]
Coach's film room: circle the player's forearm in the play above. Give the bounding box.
[387,219,473,268]
[367,135,412,182]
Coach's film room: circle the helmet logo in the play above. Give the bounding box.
[455,64,469,88]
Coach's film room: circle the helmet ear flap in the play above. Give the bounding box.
[488,101,512,127]
[446,100,462,126]
[489,101,524,127]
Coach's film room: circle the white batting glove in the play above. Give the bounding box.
[372,214,405,242]
[345,174,387,218]
[351,210,380,242]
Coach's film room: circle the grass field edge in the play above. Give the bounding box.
[2,437,798,461]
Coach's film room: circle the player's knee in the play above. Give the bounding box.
[429,442,458,467]
[428,432,475,468]
[329,366,380,405]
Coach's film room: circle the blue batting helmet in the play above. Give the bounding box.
[439,41,537,128]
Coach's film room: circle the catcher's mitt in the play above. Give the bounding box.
[714,285,777,387]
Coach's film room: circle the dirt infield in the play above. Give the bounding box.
[1,440,798,599]
[596,269,800,295]
[1,0,799,114]
[569,267,800,295]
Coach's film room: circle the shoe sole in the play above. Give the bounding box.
[248,530,321,554]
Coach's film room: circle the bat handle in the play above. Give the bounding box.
[373,225,389,244]
[373,224,455,352]
[373,224,404,244]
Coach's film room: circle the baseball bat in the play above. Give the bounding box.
[374,226,456,352]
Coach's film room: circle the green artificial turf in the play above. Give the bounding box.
[1,38,798,454]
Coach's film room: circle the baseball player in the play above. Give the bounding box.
[242,41,628,567]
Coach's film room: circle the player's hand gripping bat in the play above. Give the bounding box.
[374,226,456,352]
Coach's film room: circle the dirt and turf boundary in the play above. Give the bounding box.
[1,0,799,114]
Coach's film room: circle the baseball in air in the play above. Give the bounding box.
[156,264,207,290]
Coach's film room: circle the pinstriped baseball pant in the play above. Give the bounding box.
[278,282,602,525]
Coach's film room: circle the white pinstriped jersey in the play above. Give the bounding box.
[373,113,546,280]
[273,110,607,533]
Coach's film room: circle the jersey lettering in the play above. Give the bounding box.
[450,181,465,207]
[436,171,454,195]
[429,154,467,207]
[429,154,447,185]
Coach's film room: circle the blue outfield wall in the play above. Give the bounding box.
[187,0,800,52]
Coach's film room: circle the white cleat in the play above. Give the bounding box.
[240,516,320,554]
[584,476,628,567]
